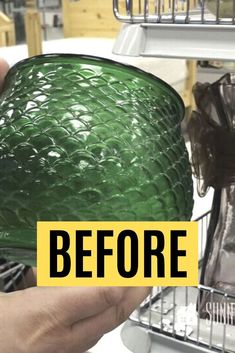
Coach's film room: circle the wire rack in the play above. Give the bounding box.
[124,211,235,353]
[113,0,235,25]
[112,0,235,60]
[0,259,30,292]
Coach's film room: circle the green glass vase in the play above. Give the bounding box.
[0,54,193,266]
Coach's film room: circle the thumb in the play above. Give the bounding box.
[0,58,9,91]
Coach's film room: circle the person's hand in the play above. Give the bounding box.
[0,58,9,91]
[0,286,151,353]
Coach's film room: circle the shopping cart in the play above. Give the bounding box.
[112,0,235,60]
[112,2,235,351]
[113,0,235,25]
[0,259,30,292]
[119,211,235,353]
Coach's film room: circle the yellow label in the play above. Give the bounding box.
[37,221,198,286]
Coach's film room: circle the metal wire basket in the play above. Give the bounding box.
[112,0,235,60]
[0,260,29,292]
[124,211,235,353]
[113,0,235,25]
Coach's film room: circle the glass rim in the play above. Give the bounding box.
[6,53,185,116]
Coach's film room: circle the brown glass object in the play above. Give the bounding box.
[188,73,235,322]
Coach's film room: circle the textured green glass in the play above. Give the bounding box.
[0,54,193,265]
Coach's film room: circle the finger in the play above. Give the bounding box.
[0,58,9,91]
[71,335,102,353]
[70,287,151,350]
[25,286,130,325]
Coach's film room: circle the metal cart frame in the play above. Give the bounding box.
[122,211,235,353]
